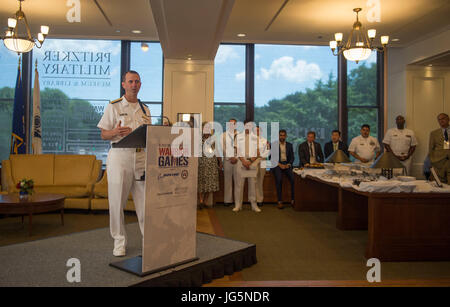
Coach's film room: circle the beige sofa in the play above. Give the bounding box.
[91,170,136,211]
[1,154,101,210]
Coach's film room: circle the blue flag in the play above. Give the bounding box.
[11,64,26,154]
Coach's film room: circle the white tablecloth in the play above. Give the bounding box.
[293,168,450,194]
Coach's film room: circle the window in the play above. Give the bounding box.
[130,42,163,124]
[0,45,20,162]
[347,51,378,142]
[32,39,121,163]
[254,44,338,165]
[214,44,246,127]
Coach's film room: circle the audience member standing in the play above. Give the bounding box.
[383,115,418,175]
[349,124,381,164]
[298,131,324,167]
[255,126,270,207]
[324,130,349,159]
[233,121,261,212]
[271,129,295,209]
[198,122,221,209]
[221,118,238,207]
[428,113,450,183]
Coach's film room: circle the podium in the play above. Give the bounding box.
[110,124,199,276]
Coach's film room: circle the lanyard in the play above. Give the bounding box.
[138,99,147,116]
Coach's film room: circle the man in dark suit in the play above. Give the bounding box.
[298,131,324,167]
[324,130,349,159]
[271,129,295,209]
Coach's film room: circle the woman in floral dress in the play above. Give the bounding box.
[198,122,221,209]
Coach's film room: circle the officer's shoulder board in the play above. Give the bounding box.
[110,98,122,104]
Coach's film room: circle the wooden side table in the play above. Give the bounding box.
[0,193,65,236]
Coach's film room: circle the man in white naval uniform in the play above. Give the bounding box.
[233,121,261,213]
[221,118,238,207]
[255,126,270,207]
[349,124,381,164]
[383,115,418,175]
[97,71,151,256]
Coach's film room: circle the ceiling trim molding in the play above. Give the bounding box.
[149,0,171,55]
[93,0,113,27]
[264,0,289,32]
[207,0,235,60]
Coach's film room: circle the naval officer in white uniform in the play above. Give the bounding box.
[221,118,238,207]
[349,124,381,164]
[383,115,418,175]
[255,125,270,207]
[233,121,261,213]
[97,70,151,257]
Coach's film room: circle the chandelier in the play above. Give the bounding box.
[329,8,389,63]
[2,0,49,54]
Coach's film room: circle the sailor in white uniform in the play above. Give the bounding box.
[349,124,381,165]
[233,122,261,213]
[221,118,238,206]
[383,115,418,175]
[255,126,270,207]
[97,70,151,257]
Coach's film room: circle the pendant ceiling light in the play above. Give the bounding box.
[2,0,49,54]
[329,8,389,63]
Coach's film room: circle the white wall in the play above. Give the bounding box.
[387,28,450,177]
[163,59,214,125]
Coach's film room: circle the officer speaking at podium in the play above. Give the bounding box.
[97,70,151,257]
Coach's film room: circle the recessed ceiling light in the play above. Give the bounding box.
[428,64,433,67]
[132,30,142,34]
[392,38,400,42]
[116,30,121,33]
[237,33,246,37]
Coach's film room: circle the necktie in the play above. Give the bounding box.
[309,143,313,157]
[333,143,338,151]
[445,129,449,142]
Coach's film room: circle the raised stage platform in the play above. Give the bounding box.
[0,223,256,287]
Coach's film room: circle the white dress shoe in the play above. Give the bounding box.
[252,205,261,213]
[113,247,126,257]
[232,207,242,212]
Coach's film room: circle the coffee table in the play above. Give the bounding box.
[0,193,65,236]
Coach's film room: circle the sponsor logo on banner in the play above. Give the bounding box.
[181,170,188,179]
[157,172,180,180]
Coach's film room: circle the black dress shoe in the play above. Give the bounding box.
[224,203,232,207]
[257,202,263,207]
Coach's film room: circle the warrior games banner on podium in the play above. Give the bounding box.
[142,126,198,273]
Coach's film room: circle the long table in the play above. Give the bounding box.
[293,173,450,261]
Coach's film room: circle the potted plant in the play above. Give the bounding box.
[16,179,34,201]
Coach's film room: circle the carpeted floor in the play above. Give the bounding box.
[0,223,254,287]
[0,211,137,247]
[213,204,450,281]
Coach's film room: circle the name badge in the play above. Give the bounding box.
[444,141,450,150]
[119,113,128,116]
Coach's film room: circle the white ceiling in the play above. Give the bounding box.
[0,0,449,60]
